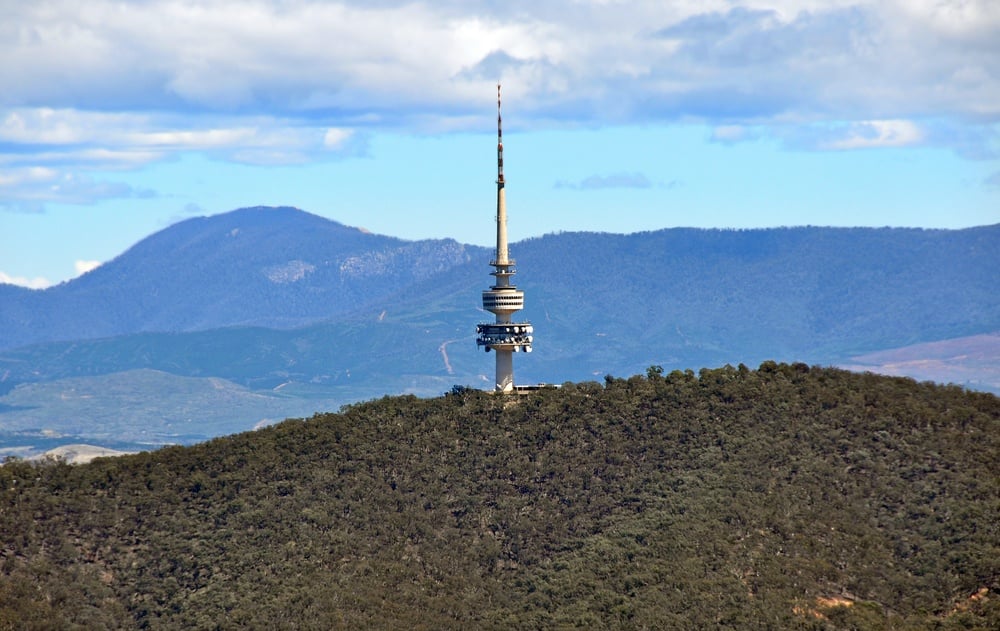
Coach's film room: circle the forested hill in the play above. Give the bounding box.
[2,364,997,629]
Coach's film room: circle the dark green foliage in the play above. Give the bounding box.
[2,365,997,629]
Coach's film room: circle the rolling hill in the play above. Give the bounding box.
[1,366,997,628]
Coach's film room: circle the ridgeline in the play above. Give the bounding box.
[4,212,998,454]
[2,364,998,629]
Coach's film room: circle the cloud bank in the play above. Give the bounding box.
[1,0,998,209]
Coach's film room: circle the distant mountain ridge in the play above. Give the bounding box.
[3,206,997,357]
[0,206,480,349]
[1,207,998,452]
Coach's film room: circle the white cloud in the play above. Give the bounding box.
[0,167,155,210]
[6,0,993,123]
[0,166,59,187]
[890,0,1000,38]
[323,128,354,149]
[0,108,357,164]
[74,260,101,275]
[0,0,998,210]
[824,120,925,150]
[711,125,760,143]
[0,270,52,289]
[0,260,99,287]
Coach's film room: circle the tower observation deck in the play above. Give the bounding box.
[477,85,533,392]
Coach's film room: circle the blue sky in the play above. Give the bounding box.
[2,0,998,288]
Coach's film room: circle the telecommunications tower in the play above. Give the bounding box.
[477,85,533,392]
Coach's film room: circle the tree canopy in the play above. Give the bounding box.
[2,364,997,629]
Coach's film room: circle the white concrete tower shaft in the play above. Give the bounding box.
[477,84,533,392]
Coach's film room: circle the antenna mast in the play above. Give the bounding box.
[497,83,504,185]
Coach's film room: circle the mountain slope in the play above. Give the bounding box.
[2,209,997,359]
[2,210,997,451]
[3,220,996,388]
[0,206,480,349]
[514,226,999,369]
[1,366,997,628]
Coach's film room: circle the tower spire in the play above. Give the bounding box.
[497,83,504,185]
[494,84,509,267]
[477,84,533,392]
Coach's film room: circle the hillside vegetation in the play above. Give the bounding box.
[1,364,998,629]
